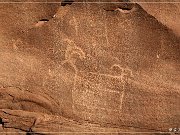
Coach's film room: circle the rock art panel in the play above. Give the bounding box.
[0,0,179,134]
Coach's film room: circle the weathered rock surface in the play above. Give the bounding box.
[0,0,179,134]
[134,0,180,36]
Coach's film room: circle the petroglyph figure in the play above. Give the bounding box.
[69,16,79,35]
[110,64,133,81]
[110,64,133,112]
[60,38,86,111]
[61,38,85,62]
[74,64,134,115]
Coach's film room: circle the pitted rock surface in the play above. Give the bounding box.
[0,0,179,134]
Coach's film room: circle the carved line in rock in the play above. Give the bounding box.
[111,64,126,112]
[62,38,86,60]
[73,65,133,117]
[69,16,79,36]
[60,36,134,118]
[60,38,86,113]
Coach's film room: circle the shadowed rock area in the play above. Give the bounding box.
[0,0,179,134]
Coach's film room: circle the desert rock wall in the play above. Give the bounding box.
[0,0,179,134]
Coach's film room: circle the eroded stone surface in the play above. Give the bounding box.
[0,0,179,134]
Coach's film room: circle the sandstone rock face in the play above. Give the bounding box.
[134,0,180,36]
[0,0,179,134]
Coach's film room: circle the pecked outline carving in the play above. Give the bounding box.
[60,36,134,115]
[60,38,86,112]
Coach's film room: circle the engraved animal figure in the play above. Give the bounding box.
[61,38,86,111]
[110,64,133,112]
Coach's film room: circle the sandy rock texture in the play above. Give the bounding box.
[0,0,179,134]
[134,0,180,36]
